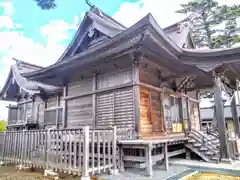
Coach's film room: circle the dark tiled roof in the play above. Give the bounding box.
[0,59,60,100]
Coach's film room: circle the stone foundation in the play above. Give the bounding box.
[16,164,32,172]
[44,169,59,180]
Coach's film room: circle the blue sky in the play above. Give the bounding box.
[0,0,239,119]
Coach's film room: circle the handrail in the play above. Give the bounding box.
[190,133,218,154]
[190,130,219,152]
[192,129,219,146]
[191,130,219,147]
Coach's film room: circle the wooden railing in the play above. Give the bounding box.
[190,129,219,153]
[0,126,118,180]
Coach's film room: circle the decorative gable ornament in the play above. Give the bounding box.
[12,78,15,84]
[88,27,95,37]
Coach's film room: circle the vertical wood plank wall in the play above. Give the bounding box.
[34,96,45,128]
[66,69,134,129]
[67,77,93,127]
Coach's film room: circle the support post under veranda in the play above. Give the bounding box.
[213,75,229,159]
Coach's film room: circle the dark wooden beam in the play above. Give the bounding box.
[132,57,141,138]
[236,79,240,137]
[230,95,240,138]
[63,86,68,128]
[213,75,229,159]
[92,72,97,127]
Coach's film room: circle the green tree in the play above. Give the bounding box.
[34,0,56,10]
[176,0,240,49]
[0,121,6,132]
[177,0,240,99]
[212,5,240,48]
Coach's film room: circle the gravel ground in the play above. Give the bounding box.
[0,166,49,180]
[0,166,89,180]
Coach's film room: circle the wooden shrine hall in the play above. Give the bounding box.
[1,3,240,177]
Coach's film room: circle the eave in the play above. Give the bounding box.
[23,13,184,81]
[21,12,240,88]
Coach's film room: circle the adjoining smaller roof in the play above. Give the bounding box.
[0,59,60,101]
[163,18,193,48]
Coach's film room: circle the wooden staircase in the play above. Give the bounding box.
[185,129,221,162]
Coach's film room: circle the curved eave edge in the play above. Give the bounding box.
[0,68,13,99]
[0,66,41,100]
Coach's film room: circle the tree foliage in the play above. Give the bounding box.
[0,121,6,132]
[176,0,240,49]
[177,0,240,100]
[34,0,56,10]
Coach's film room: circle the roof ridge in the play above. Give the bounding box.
[163,17,189,33]
[89,6,126,29]
[12,58,44,69]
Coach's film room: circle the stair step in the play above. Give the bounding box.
[211,156,220,161]
[199,147,208,151]
[188,139,196,143]
[193,143,202,147]
[205,151,215,156]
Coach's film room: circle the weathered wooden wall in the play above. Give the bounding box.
[33,96,45,128]
[67,77,93,127]
[96,87,134,129]
[66,68,134,129]
[139,66,160,87]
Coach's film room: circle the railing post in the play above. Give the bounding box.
[21,130,27,166]
[0,131,6,165]
[45,128,52,169]
[81,126,90,180]
[110,126,118,175]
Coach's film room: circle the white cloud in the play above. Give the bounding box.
[0,1,14,16]
[113,0,240,28]
[113,0,189,28]
[0,16,14,28]
[0,1,82,120]
[40,19,79,45]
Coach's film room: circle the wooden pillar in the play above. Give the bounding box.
[164,142,169,171]
[196,91,202,130]
[92,73,97,127]
[119,144,125,172]
[7,105,10,125]
[145,143,153,176]
[23,100,27,125]
[214,75,229,159]
[236,79,240,138]
[186,98,192,132]
[31,97,35,126]
[160,92,166,133]
[63,86,68,128]
[231,94,240,138]
[132,59,140,138]
[55,95,59,129]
